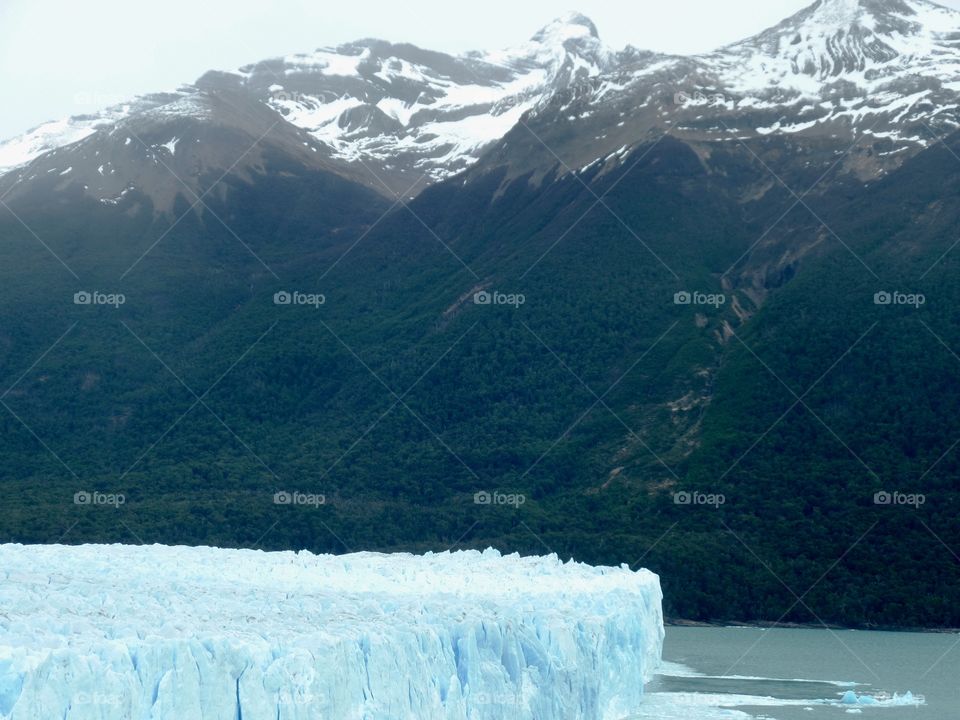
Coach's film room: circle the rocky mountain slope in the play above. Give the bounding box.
[0,13,623,201]
[5,0,960,207]
[478,0,960,187]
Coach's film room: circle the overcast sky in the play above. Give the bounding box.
[2,0,960,140]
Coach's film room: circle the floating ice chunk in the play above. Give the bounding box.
[839,689,923,707]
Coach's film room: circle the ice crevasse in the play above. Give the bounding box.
[0,543,664,719]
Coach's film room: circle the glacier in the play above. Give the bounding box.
[0,544,663,720]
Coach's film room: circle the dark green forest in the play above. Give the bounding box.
[1,135,958,628]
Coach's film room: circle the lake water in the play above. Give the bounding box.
[632,626,959,719]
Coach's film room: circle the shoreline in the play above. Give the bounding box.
[666,618,960,634]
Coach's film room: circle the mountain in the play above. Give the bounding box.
[6,0,960,206]
[245,12,618,188]
[700,0,960,162]
[0,12,623,202]
[476,0,960,188]
[1,0,960,630]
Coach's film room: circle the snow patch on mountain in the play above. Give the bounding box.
[283,47,369,77]
[0,118,101,176]
[702,0,960,142]
[0,91,200,179]
[260,13,616,181]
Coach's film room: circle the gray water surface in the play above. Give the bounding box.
[635,626,959,719]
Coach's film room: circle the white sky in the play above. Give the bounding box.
[2,0,960,140]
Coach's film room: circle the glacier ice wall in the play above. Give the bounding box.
[0,544,663,719]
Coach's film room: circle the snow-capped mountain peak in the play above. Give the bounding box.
[531,11,601,43]
[0,14,620,196]
[725,0,960,78]
[4,1,960,203]
[489,12,614,77]
[250,14,618,187]
[801,0,946,27]
[807,0,876,26]
[699,0,960,145]
[476,0,960,189]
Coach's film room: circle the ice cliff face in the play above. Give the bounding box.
[0,544,663,720]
